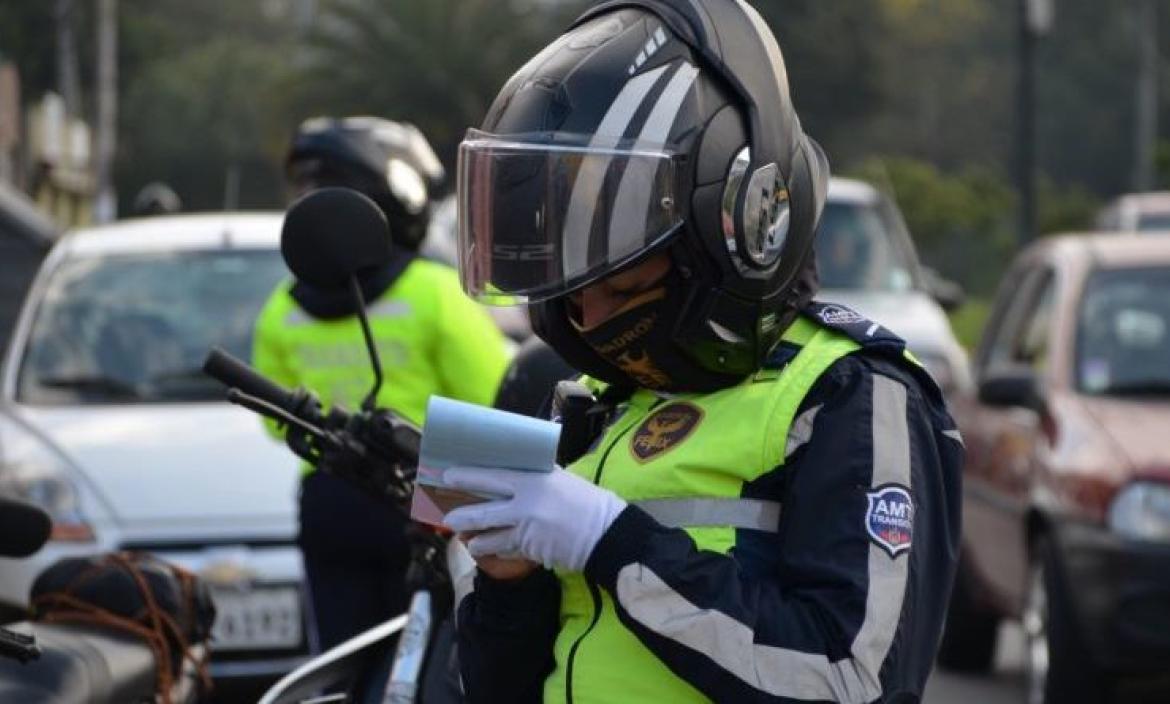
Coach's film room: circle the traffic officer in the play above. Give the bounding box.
[443,1,963,702]
[253,116,510,651]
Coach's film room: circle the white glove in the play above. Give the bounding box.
[442,466,627,572]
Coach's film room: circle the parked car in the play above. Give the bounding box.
[816,177,970,393]
[939,233,1170,701]
[0,213,307,680]
[1095,191,1170,233]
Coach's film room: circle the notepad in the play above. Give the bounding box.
[410,395,561,527]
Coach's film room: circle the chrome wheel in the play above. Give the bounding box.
[1023,560,1049,704]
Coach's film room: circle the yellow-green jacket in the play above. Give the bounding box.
[252,258,510,454]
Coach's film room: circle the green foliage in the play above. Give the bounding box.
[290,0,582,168]
[748,0,887,155]
[947,297,991,352]
[116,37,294,211]
[1157,140,1170,189]
[847,156,1097,297]
[848,157,1016,296]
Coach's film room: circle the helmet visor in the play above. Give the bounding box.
[457,129,684,304]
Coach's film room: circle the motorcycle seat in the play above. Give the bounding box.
[0,621,204,704]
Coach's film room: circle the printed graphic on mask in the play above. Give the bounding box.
[865,484,914,558]
[615,350,671,387]
[630,402,704,463]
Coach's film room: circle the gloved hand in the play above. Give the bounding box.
[442,467,627,572]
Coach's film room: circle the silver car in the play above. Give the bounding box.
[811,177,970,393]
[0,213,308,679]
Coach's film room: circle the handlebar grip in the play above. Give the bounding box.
[202,347,298,412]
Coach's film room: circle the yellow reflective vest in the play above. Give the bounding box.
[546,316,863,704]
[252,258,511,465]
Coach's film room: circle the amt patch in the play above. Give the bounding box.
[630,402,703,463]
[865,485,914,557]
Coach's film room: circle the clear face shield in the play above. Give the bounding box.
[457,129,686,304]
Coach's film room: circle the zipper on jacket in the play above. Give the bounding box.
[566,398,665,702]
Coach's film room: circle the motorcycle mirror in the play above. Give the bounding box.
[281,187,391,410]
[281,188,392,292]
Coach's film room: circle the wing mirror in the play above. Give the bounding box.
[978,367,1045,411]
[922,267,965,312]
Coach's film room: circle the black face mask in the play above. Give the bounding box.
[574,270,744,393]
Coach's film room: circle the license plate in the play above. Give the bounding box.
[210,586,303,651]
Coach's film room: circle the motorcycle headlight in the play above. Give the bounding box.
[1108,481,1170,543]
[0,421,94,542]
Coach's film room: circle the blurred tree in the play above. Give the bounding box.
[291,0,584,170]
[749,0,887,160]
[0,1,85,104]
[116,38,293,212]
[849,156,1016,296]
[1156,140,1170,189]
[114,0,299,212]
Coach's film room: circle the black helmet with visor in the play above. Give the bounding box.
[288,116,445,251]
[458,0,829,392]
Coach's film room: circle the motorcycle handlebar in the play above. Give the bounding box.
[203,347,299,415]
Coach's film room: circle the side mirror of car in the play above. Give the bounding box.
[922,267,966,312]
[978,367,1045,411]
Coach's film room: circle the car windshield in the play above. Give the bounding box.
[17,249,287,404]
[814,200,917,292]
[1137,211,1170,232]
[1077,265,1170,396]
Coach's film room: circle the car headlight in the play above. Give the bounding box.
[1108,482,1170,543]
[0,420,94,542]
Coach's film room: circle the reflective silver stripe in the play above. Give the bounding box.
[285,299,411,325]
[634,497,780,532]
[606,62,700,262]
[367,299,412,319]
[741,2,792,96]
[943,428,965,446]
[562,65,669,278]
[785,403,823,459]
[285,308,312,326]
[613,375,912,703]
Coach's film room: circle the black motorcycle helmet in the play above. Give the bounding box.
[457,0,829,392]
[132,182,182,217]
[287,116,445,251]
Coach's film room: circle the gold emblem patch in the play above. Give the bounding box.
[630,402,704,463]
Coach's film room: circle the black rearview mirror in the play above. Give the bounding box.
[281,187,393,292]
[978,367,1044,411]
[280,187,393,410]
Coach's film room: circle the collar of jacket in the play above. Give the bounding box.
[290,249,416,320]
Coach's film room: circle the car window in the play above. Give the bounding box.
[1077,265,1170,395]
[1137,212,1170,232]
[982,267,1055,373]
[814,201,916,292]
[1013,272,1056,370]
[17,249,287,405]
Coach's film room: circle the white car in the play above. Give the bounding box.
[0,213,308,679]
[1095,191,1170,233]
[817,178,971,393]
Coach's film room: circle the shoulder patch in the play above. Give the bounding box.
[804,301,906,352]
[865,484,914,558]
[630,402,703,463]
